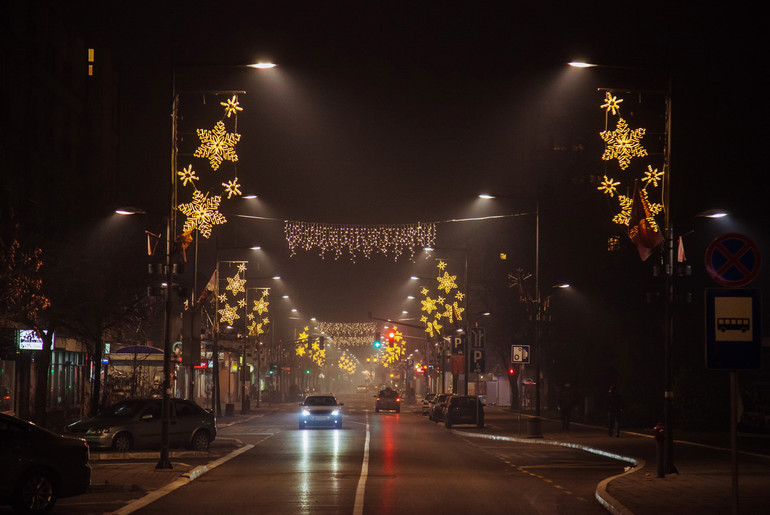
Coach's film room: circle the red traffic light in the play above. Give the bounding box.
[386,331,396,346]
[508,367,516,376]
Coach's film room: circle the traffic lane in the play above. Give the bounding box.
[131,409,367,514]
[363,409,615,514]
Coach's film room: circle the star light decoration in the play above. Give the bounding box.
[176,95,244,240]
[419,260,465,339]
[216,262,247,331]
[284,221,436,262]
[295,326,325,366]
[247,289,270,337]
[596,92,665,232]
[380,326,405,367]
[338,350,357,375]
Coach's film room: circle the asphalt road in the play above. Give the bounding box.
[105,393,622,514]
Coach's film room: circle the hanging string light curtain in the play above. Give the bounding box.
[284,221,436,261]
[318,322,377,347]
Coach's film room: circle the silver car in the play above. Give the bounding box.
[66,398,216,451]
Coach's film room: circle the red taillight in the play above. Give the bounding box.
[396,398,401,402]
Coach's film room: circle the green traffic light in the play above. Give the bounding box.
[373,340,382,348]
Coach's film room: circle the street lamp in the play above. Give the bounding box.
[569,60,677,475]
[158,61,277,470]
[478,194,543,437]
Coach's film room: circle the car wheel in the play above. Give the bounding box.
[12,469,57,514]
[112,432,133,452]
[190,430,210,451]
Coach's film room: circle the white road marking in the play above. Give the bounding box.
[353,414,370,515]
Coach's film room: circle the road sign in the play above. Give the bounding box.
[511,345,530,364]
[470,349,485,373]
[705,233,761,287]
[451,335,465,355]
[706,288,761,370]
[470,327,485,348]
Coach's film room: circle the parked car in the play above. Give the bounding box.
[443,395,484,428]
[421,393,436,415]
[299,394,344,429]
[65,398,216,451]
[356,385,369,393]
[429,393,452,422]
[0,412,91,514]
[375,388,401,413]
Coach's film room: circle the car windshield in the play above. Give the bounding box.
[379,390,398,397]
[96,400,147,418]
[304,396,337,406]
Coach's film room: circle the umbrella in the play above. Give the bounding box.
[114,345,163,354]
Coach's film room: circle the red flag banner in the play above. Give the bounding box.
[198,269,218,304]
[628,181,663,261]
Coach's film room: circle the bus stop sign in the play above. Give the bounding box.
[706,288,761,370]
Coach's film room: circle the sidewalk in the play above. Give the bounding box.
[482,407,770,514]
[87,403,770,514]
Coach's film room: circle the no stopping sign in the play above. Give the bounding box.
[705,233,761,287]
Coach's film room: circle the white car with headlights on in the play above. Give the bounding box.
[299,394,343,429]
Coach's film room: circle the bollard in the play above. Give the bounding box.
[653,422,665,478]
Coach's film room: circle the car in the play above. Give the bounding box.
[375,388,401,413]
[429,393,452,422]
[421,393,436,415]
[443,395,485,428]
[299,394,344,429]
[356,385,369,393]
[65,398,216,451]
[0,412,91,514]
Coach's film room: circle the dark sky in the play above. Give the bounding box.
[96,2,767,327]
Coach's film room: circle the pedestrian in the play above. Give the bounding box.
[607,385,624,436]
[559,383,576,430]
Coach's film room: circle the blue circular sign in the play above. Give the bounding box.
[705,233,761,287]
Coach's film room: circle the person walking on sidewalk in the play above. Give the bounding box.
[607,385,623,436]
[559,383,576,430]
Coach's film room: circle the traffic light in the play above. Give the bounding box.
[386,330,396,346]
[508,366,517,377]
[373,333,382,348]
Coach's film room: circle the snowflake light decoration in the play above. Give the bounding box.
[177,165,199,187]
[218,303,239,325]
[220,95,243,118]
[222,178,242,199]
[600,118,647,170]
[436,270,458,294]
[178,190,226,239]
[598,175,621,197]
[194,121,241,171]
[600,91,623,115]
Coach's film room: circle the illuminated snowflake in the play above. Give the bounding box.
[220,95,243,118]
[177,165,199,187]
[223,178,242,199]
[436,271,457,293]
[237,298,247,308]
[178,190,227,238]
[437,260,447,271]
[237,263,247,273]
[455,291,465,301]
[194,121,241,171]
[421,296,438,314]
[600,118,647,170]
[598,175,621,197]
[218,303,240,325]
[218,293,227,303]
[613,195,634,226]
[642,165,664,188]
[225,274,246,295]
[600,92,623,116]
[252,296,269,315]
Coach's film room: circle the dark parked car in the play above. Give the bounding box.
[0,412,91,514]
[298,394,344,429]
[444,395,484,428]
[429,393,452,422]
[375,388,401,413]
[421,393,436,415]
[65,398,216,451]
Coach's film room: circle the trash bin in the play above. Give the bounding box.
[225,403,234,416]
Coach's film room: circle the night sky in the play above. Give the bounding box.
[90,2,767,327]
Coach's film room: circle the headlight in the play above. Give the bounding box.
[331,410,340,416]
[302,409,310,417]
